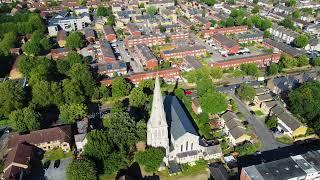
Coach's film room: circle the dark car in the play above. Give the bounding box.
[54,160,60,168]
[43,161,51,169]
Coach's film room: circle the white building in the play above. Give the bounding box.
[48,11,91,36]
[147,77,222,166]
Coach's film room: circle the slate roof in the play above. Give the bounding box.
[185,56,202,69]
[209,163,229,180]
[264,39,304,57]
[212,33,238,48]
[277,112,302,131]
[256,94,273,102]
[163,96,198,140]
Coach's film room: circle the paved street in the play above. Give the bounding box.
[229,94,286,151]
[116,41,144,73]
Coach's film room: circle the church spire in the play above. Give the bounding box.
[148,76,167,128]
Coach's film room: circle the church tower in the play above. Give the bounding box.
[147,76,169,155]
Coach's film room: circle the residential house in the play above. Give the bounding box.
[178,17,192,28]
[202,145,223,161]
[211,33,240,54]
[160,45,207,60]
[57,30,67,47]
[127,23,141,37]
[236,31,264,44]
[48,11,91,36]
[3,143,37,180]
[134,45,158,69]
[98,39,116,62]
[74,6,89,15]
[8,125,73,152]
[193,16,211,30]
[96,61,127,77]
[183,56,203,71]
[209,163,229,180]
[270,105,307,138]
[50,48,70,60]
[260,100,277,114]
[273,4,292,15]
[253,93,273,107]
[263,39,305,58]
[160,8,177,23]
[221,111,251,146]
[84,28,96,43]
[147,0,174,9]
[268,24,298,44]
[103,25,117,42]
[202,26,248,38]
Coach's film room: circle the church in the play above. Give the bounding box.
[147,77,222,165]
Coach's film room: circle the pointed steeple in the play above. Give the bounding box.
[148,76,168,128]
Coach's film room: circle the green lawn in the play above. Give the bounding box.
[43,149,73,161]
[276,135,294,145]
[254,110,264,116]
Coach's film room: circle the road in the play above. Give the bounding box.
[229,94,286,151]
[116,41,144,73]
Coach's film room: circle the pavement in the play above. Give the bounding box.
[44,158,73,180]
[229,94,286,151]
[116,40,144,73]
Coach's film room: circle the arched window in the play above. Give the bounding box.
[186,141,188,151]
[181,144,183,152]
[191,143,193,150]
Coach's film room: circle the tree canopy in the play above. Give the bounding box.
[146,6,158,15]
[0,81,25,117]
[65,32,84,49]
[66,158,97,180]
[9,106,40,133]
[236,84,255,102]
[129,87,147,108]
[267,63,279,76]
[265,116,278,129]
[96,6,112,17]
[288,81,320,131]
[240,63,259,76]
[294,34,309,48]
[111,77,132,98]
[135,147,164,172]
[199,91,227,114]
[59,103,87,124]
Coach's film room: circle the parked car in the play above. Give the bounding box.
[54,160,60,168]
[43,161,51,169]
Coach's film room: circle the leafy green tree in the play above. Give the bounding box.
[9,106,40,133]
[40,38,51,51]
[294,34,309,48]
[292,10,301,19]
[103,152,128,175]
[201,0,216,6]
[96,6,112,17]
[59,103,87,124]
[66,158,96,180]
[226,17,235,27]
[209,20,216,27]
[139,79,155,95]
[230,99,238,112]
[31,81,64,107]
[265,116,278,129]
[18,56,38,77]
[161,61,170,69]
[159,25,166,33]
[263,30,271,38]
[107,15,115,26]
[0,81,25,117]
[66,32,84,49]
[62,79,86,104]
[296,55,309,67]
[280,54,297,68]
[235,142,257,156]
[251,6,260,14]
[312,57,320,66]
[267,63,279,75]
[279,17,295,30]
[240,63,259,76]
[0,32,16,55]
[210,67,223,79]
[288,81,320,131]
[146,6,158,15]
[199,91,227,114]
[236,84,255,102]
[24,40,40,55]
[92,86,111,101]
[197,77,214,97]
[138,3,145,8]
[129,87,147,108]
[135,147,164,172]
[68,63,96,96]
[285,0,296,7]
[112,77,132,98]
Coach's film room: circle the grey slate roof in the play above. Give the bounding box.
[163,96,198,140]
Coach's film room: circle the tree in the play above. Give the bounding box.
[267,63,279,75]
[210,67,223,79]
[161,61,170,69]
[279,17,295,30]
[24,40,40,55]
[129,87,147,108]
[280,54,297,68]
[236,84,255,102]
[135,147,164,172]
[288,81,320,131]
[138,3,145,8]
[294,34,309,48]
[235,142,257,156]
[96,6,112,17]
[285,0,296,7]
[230,99,238,112]
[209,20,216,27]
[31,81,64,107]
[197,77,215,97]
[59,103,87,124]
[312,57,320,66]
[92,86,111,101]
[146,6,157,15]
[66,32,84,49]
[263,30,271,38]
[226,17,235,27]
[292,10,301,19]
[265,116,278,129]
[159,25,166,33]
[112,77,132,98]
[9,106,40,133]
[0,32,16,56]
[296,55,309,67]
[251,6,260,14]
[68,63,96,96]
[62,79,86,104]
[66,158,96,180]
[199,91,227,114]
[0,81,25,117]
[201,0,216,6]
[240,63,259,76]
[40,38,51,51]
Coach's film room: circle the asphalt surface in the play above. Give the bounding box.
[230,94,286,151]
[44,158,72,180]
[116,41,144,73]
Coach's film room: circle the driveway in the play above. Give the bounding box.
[229,94,286,151]
[45,158,73,180]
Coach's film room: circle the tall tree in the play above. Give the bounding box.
[112,77,132,98]
[146,6,158,15]
[65,32,84,49]
[0,32,16,56]
[199,91,227,114]
[236,84,255,102]
[135,147,164,172]
[59,103,87,124]
[267,63,279,75]
[62,79,86,104]
[68,63,96,96]
[0,81,25,117]
[66,158,96,180]
[294,34,309,48]
[9,106,40,133]
[129,87,147,108]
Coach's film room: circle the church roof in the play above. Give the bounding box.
[164,96,198,140]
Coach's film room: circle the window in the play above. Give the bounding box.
[186,141,188,151]
[191,143,193,150]
[181,145,183,152]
